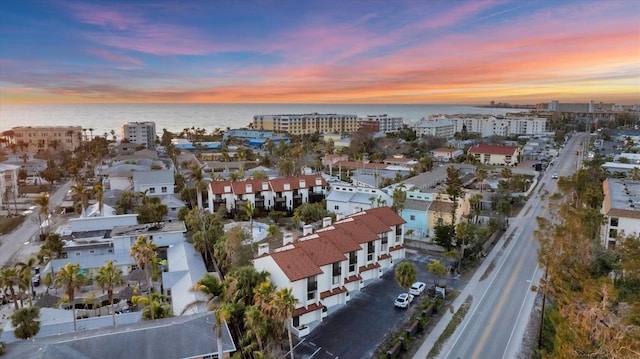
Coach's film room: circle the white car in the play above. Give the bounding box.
[552,173,558,179]
[394,293,414,309]
[409,282,426,296]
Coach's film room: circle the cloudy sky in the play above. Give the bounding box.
[1,0,638,104]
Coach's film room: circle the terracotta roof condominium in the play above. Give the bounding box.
[270,247,323,282]
[294,237,347,266]
[210,180,233,194]
[333,220,379,244]
[361,206,406,226]
[316,228,362,253]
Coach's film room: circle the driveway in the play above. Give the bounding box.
[292,251,467,359]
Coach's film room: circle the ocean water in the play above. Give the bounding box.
[0,103,523,138]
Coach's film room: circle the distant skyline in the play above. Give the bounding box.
[1,0,639,105]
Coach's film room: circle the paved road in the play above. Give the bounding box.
[0,180,72,267]
[412,132,588,359]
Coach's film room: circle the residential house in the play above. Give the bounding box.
[253,207,405,336]
[431,148,464,163]
[467,144,522,166]
[326,184,392,216]
[601,179,640,249]
[133,169,175,196]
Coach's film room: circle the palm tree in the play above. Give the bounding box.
[189,164,205,209]
[182,273,229,359]
[242,201,255,237]
[34,192,50,237]
[271,287,298,359]
[130,235,158,318]
[96,260,124,326]
[394,261,417,292]
[93,183,104,216]
[15,257,38,307]
[0,267,23,310]
[11,306,41,340]
[54,263,86,331]
[244,305,270,354]
[476,167,488,193]
[70,181,88,217]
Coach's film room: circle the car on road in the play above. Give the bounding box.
[552,173,558,179]
[409,282,426,296]
[394,293,414,308]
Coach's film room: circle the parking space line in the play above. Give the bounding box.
[308,346,322,358]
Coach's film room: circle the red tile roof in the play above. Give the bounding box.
[270,174,326,192]
[344,274,362,283]
[468,144,519,156]
[294,237,347,266]
[316,229,361,253]
[270,248,323,282]
[333,220,379,244]
[210,180,233,194]
[230,179,272,195]
[389,244,405,252]
[359,262,381,272]
[378,253,392,261]
[294,302,324,316]
[320,286,348,299]
[360,206,406,227]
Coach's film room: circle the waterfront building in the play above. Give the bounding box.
[5,126,83,152]
[252,113,359,136]
[121,121,157,150]
[601,179,640,250]
[415,118,455,139]
[358,114,403,133]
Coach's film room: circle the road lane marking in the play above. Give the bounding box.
[472,258,524,359]
[501,263,541,359]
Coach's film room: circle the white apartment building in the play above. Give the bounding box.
[601,179,640,249]
[415,119,456,139]
[427,114,547,137]
[6,126,83,152]
[252,113,359,136]
[326,184,393,216]
[253,207,405,336]
[358,114,404,133]
[121,121,157,150]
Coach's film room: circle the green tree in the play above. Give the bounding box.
[271,287,299,359]
[54,263,86,331]
[96,260,124,326]
[15,257,38,307]
[445,166,463,233]
[130,235,158,318]
[394,261,418,291]
[476,167,488,193]
[0,267,23,310]
[10,306,40,340]
[391,186,407,213]
[426,259,448,287]
[134,196,168,223]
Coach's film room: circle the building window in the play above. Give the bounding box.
[367,241,374,261]
[161,186,167,193]
[609,229,618,238]
[149,188,156,194]
[348,251,356,272]
[410,215,415,220]
[307,276,317,300]
[610,217,619,227]
[334,205,339,210]
[381,236,388,251]
[332,262,341,284]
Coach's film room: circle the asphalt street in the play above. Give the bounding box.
[427,132,588,359]
[0,180,72,267]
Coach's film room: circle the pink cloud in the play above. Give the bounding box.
[86,49,143,67]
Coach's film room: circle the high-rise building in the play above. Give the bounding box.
[358,114,404,133]
[121,122,157,150]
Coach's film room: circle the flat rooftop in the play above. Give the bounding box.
[111,221,186,237]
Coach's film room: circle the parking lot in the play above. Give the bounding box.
[292,251,467,359]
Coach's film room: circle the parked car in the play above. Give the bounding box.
[409,282,426,296]
[552,173,558,179]
[394,293,414,309]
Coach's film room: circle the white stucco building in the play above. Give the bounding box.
[601,179,640,249]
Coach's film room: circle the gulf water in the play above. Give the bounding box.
[0,103,523,139]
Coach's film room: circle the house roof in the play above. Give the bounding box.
[231,179,272,195]
[269,174,326,192]
[332,220,379,244]
[210,180,233,194]
[468,144,519,156]
[361,206,406,227]
[295,237,346,266]
[270,247,324,282]
[315,228,362,253]
[429,201,455,213]
[133,169,174,184]
[403,199,432,211]
[4,313,235,359]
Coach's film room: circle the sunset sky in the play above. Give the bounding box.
[1,0,639,105]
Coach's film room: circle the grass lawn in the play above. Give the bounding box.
[0,216,26,235]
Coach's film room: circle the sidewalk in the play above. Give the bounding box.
[411,221,519,358]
